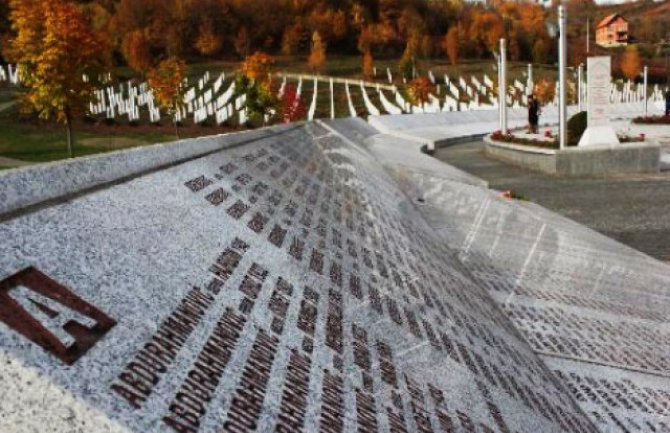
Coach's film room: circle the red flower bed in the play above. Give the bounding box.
[489,131,559,149]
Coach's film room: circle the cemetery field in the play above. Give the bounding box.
[0,57,565,166]
[0,85,247,165]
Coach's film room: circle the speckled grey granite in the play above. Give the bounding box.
[482,135,662,176]
[320,120,488,188]
[0,120,605,433]
[379,149,670,433]
[0,123,299,216]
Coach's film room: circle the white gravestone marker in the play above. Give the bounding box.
[579,56,619,147]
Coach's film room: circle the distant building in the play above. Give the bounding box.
[596,14,629,47]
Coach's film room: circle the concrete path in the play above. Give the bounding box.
[0,99,17,113]
[0,156,32,169]
[435,140,670,262]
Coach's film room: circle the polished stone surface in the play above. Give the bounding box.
[0,117,667,433]
[385,141,670,433]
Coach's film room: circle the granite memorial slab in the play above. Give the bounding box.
[0,121,603,433]
[579,56,620,147]
[375,155,670,433]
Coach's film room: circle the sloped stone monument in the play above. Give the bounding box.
[0,121,603,433]
[579,56,620,147]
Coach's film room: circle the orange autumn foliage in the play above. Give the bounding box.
[620,46,642,81]
[442,25,460,65]
[406,76,433,108]
[307,31,326,73]
[147,56,186,116]
[6,0,108,156]
[362,50,374,80]
[122,29,153,73]
[242,52,274,83]
[195,19,223,57]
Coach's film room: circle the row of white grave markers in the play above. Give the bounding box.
[296,77,303,97]
[345,81,357,117]
[90,69,245,125]
[330,78,335,120]
[378,85,402,115]
[9,62,670,124]
[359,81,381,116]
[89,81,151,122]
[167,70,670,123]
[278,76,287,98]
[307,78,318,121]
[394,89,409,113]
[0,64,20,85]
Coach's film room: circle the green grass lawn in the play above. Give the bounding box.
[183,56,559,85]
[0,57,563,165]
[0,105,174,162]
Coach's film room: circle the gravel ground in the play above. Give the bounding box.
[435,141,670,262]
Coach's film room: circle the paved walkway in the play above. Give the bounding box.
[435,141,670,262]
[0,156,32,168]
[0,101,15,112]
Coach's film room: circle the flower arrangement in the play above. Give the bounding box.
[632,115,670,125]
[618,134,645,143]
[489,131,558,149]
[500,190,528,201]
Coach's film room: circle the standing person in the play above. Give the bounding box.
[527,95,534,133]
[665,89,670,117]
[528,94,540,134]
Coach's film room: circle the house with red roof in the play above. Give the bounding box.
[596,14,629,47]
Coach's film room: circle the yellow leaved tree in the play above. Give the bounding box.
[308,31,326,74]
[6,0,108,158]
[147,57,186,139]
[620,46,642,81]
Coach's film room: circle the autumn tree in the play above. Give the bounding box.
[309,8,348,44]
[534,79,556,105]
[44,0,559,68]
[620,45,641,81]
[532,38,550,64]
[195,18,222,57]
[399,36,419,80]
[234,27,250,58]
[406,76,432,109]
[147,56,186,138]
[362,50,374,80]
[0,0,10,46]
[442,26,459,65]
[122,29,152,74]
[280,84,305,123]
[308,31,326,74]
[239,52,277,124]
[419,35,433,59]
[281,22,304,55]
[242,52,274,83]
[6,0,108,158]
